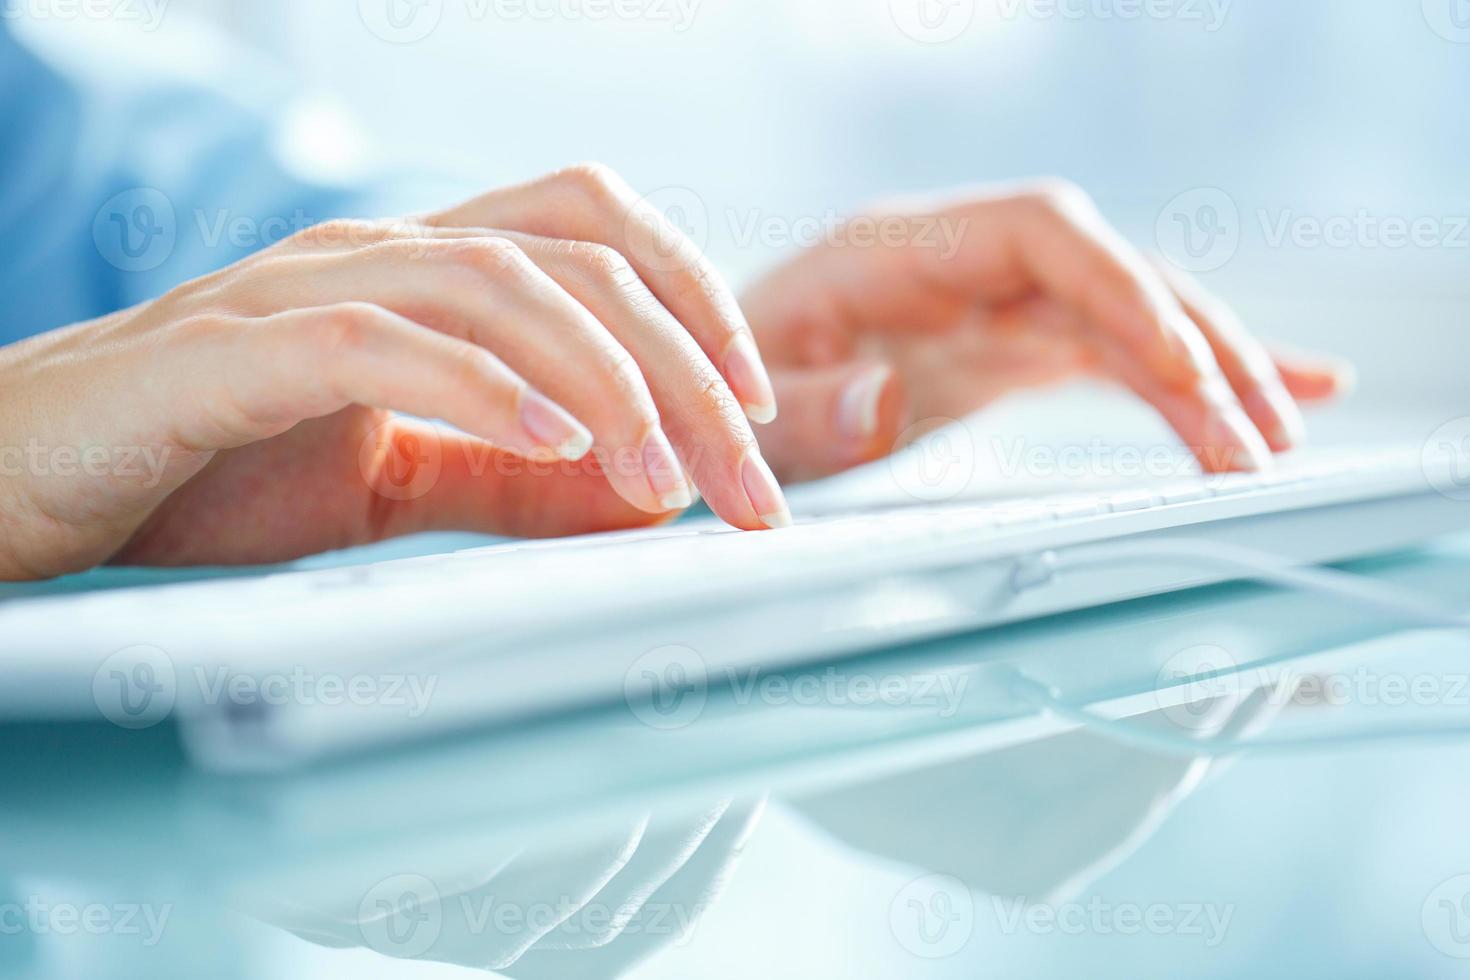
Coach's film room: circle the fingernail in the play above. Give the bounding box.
[642,430,692,511]
[836,365,892,441]
[1327,357,1358,395]
[1208,406,1274,472]
[724,334,778,425]
[741,450,791,529]
[520,388,593,460]
[1243,388,1306,451]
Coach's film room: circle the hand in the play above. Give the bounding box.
[0,165,791,580]
[740,180,1353,483]
[794,685,1285,903]
[238,799,764,977]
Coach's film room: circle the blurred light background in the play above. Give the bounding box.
[7,4,1470,978]
[14,0,1470,416]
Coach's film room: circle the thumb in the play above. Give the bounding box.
[757,361,906,484]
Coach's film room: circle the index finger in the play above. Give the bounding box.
[428,163,779,424]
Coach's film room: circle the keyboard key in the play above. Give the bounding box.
[1105,489,1161,513]
[991,503,1056,527]
[1049,496,1110,520]
[1158,484,1211,504]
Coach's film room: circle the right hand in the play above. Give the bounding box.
[0,165,791,580]
[793,683,1289,904]
[739,180,1352,484]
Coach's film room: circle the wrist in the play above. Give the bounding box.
[0,481,41,581]
[0,465,69,582]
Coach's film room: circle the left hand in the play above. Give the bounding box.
[740,180,1353,483]
[240,799,764,977]
[0,163,790,578]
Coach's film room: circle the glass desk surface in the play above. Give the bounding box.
[5,535,1470,979]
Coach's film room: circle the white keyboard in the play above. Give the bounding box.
[4,445,1468,768]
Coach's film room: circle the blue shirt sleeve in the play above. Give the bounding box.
[0,26,393,346]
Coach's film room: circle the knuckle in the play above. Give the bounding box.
[670,253,740,318]
[1107,274,1162,322]
[363,237,436,264]
[449,344,503,393]
[155,267,224,310]
[448,236,531,279]
[221,253,299,304]
[170,313,231,348]
[681,254,723,296]
[693,370,752,443]
[694,369,753,437]
[1020,177,1092,218]
[602,341,644,390]
[556,161,631,207]
[567,240,638,287]
[311,302,384,353]
[293,218,383,250]
[699,364,745,410]
[376,214,435,239]
[596,345,658,417]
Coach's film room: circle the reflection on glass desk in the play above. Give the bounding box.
[5,538,1470,977]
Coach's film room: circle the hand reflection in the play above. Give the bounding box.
[793,686,1286,903]
[237,798,764,977]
